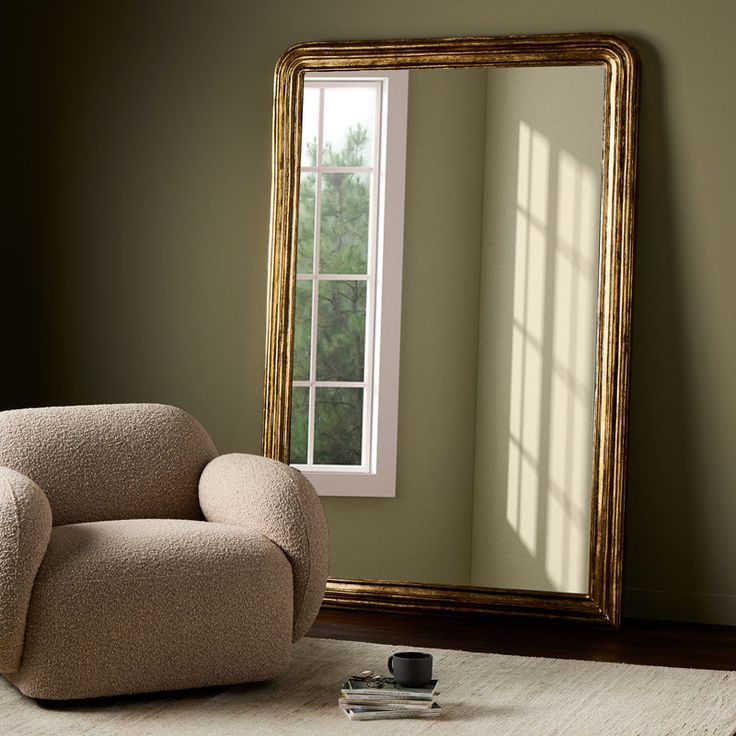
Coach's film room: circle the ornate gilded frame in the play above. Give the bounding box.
[263,35,639,627]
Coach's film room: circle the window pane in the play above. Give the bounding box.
[301,87,319,166]
[290,386,310,464]
[322,86,375,167]
[293,280,312,381]
[314,387,363,465]
[319,172,370,274]
[317,280,366,381]
[297,172,316,274]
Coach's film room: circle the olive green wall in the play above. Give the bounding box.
[5,0,735,624]
[326,69,487,584]
[471,66,603,594]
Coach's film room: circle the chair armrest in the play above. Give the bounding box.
[199,453,328,641]
[0,467,53,672]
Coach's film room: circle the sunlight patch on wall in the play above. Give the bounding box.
[544,149,598,591]
[507,121,550,558]
[507,123,598,591]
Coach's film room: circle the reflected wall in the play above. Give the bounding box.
[323,65,604,594]
[471,66,603,593]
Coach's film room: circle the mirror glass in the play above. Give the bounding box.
[301,65,604,594]
[264,35,638,625]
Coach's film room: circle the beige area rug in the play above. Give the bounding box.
[2,637,734,736]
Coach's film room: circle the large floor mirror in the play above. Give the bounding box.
[263,35,639,627]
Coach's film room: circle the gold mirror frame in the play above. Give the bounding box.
[262,34,639,628]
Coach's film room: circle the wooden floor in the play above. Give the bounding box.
[308,607,736,671]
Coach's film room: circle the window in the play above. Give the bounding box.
[290,71,408,497]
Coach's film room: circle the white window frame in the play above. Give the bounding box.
[293,70,408,497]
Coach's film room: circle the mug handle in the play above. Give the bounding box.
[388,655,394,674]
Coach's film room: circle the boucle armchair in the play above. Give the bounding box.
[0,403,328,700]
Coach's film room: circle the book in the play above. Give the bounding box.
[338,697,436,710]
[342,704,442,721]
[340,677,438,700]
[338,673,442,720]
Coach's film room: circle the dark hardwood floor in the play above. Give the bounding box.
[308,607,736,671]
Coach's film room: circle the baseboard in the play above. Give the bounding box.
[624,587,736,626]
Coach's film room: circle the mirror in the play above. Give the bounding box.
[263,35,639,627]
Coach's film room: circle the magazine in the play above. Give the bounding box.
[343,704,442,721]
[338,697,436,710]
[341,677,438,700]
[338,670,442,720]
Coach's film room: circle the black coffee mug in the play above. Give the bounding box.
[387,651,433,687]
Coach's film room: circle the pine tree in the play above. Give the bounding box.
[291,124,371,465]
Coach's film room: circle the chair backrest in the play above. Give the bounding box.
[0,404,217,525]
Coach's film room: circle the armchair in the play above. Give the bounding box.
[0,403,328,699]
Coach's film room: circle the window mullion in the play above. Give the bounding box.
[297,273,369,281]
[301,166,372,174]
[310,380,365,389]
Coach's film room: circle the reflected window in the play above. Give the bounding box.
[291,71,408,496]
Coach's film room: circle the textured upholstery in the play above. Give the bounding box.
[0,468,52,672]
[200,454,329,641]
[0,404,329,700]
[5,519,293,699]
[0,404,217,525]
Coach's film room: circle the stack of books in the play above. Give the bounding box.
[338,674,441,720]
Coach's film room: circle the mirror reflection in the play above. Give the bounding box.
[292,65,605,595]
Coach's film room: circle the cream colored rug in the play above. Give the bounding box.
[2,637,734,735]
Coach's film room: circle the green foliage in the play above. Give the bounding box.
[314,388,363,465]
[293,282,312,381]
[292,124,371,465]
[317,281,366,382]
[297,173,315,273]
[299,125,370,274]
[290,387,309,464]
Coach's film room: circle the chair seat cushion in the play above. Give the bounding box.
[6,519,294,699]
